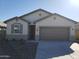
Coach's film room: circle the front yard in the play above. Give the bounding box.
[0,40,38,59]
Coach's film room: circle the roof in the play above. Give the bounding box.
[4,16,17,23]
[34,12,77,24]
[4,17,30,24]
[4,9,77,24]
[4,8,53,24]
[20,8,53,18]
[54,13,77,24]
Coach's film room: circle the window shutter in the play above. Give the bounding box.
[20,24,23,33]
[11,24,14,33]
[11,23,23,33]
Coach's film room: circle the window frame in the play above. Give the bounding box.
[11,23,23,33]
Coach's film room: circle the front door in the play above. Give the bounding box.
[29,25,35,40]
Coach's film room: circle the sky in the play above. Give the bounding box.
[0,0,79,22]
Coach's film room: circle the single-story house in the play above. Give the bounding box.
[4,9,77,41]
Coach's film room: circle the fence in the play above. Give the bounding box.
[0,28,6,40]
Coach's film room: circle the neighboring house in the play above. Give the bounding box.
[4,9,77,41]
[0,22,6,30]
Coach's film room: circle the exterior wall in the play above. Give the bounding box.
[76,31,79,40]
[75,22,79,30]
[6,19,29,40]
[75,22,79,40]
[21,10,50,22]
[35,15,76,41]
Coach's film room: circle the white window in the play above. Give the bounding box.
[11,23,23,33]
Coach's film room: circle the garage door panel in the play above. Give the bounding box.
[40,27,69,41]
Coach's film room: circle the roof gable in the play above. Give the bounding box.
[54,13,77,24]
[20,9,53,18]
[20,9,52,22]
[34,13,77,24]
[4,9,53,23]
[4,17,30,24]
[4,9,77,24]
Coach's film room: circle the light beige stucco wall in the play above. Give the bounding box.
[6,19,29,40]
[21,10,50,22]
[35,14,76,41]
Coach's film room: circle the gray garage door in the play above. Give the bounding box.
[39,27,69,41]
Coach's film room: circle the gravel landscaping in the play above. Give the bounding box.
[0,40,38,59]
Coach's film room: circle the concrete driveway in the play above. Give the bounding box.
[35,41,79,59]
